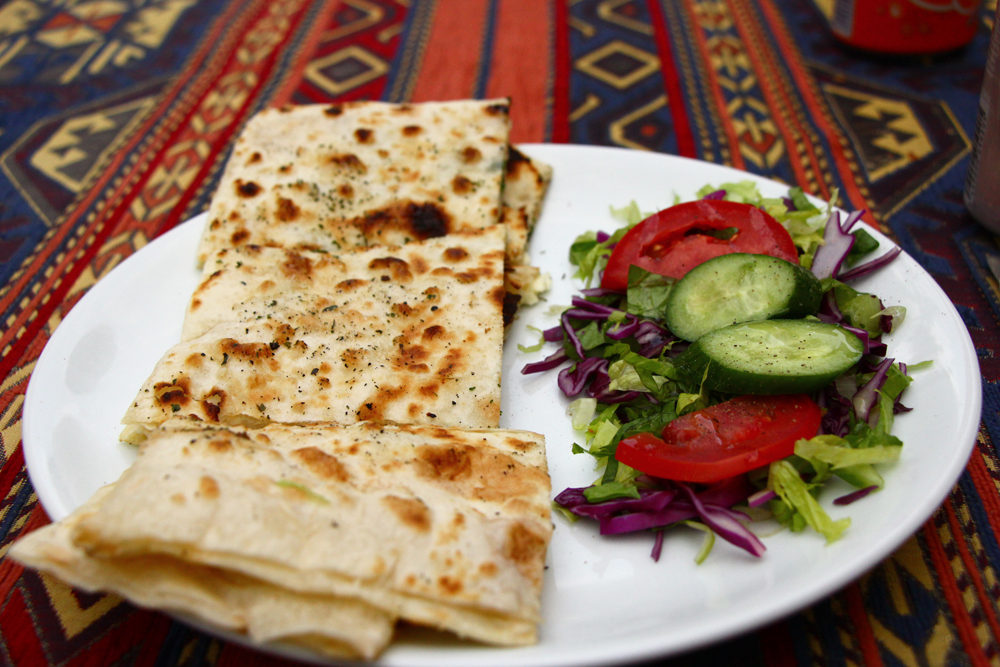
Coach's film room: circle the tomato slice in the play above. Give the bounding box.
[601,200,799,290]
[614,394,821,483]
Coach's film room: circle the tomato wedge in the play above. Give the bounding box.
[614,394,821,483]
[601,200,799,290]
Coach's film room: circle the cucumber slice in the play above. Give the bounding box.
[665,253,823,342]
[675,320,864,394]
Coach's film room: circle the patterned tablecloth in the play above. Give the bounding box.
[0,1,996,665]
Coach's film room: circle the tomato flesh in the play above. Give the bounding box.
[614,394,821,483]
[601,200,799,290]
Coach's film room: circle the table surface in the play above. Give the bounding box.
[0,1,997,666]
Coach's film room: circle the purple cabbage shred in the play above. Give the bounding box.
[556,476,765,558]
[833,485,878,506]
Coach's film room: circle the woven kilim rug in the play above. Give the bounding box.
[1,1,998,665]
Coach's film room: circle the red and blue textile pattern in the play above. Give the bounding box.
[0,1,996,665]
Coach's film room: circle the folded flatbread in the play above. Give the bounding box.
[13,418,552,652]
[9,485,396,659]
[195,100,512,267]
[121,226,506,441]
[500,146,553,266]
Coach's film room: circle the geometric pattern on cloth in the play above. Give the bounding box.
[565,0,680,153]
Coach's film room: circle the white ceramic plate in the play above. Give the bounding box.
[22,144,981,667]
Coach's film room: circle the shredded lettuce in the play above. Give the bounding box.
[682,520,717,564]
[584,480,640,502]
[768,460,850,543]
[517,325,546,353]
[567,397,598,430]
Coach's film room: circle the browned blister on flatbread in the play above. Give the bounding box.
[122,227,506,441]
[196,101,512,267]
[55,418,551,648]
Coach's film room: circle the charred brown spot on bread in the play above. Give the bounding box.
[402,125,423,136]
[438,576,463,595]
[357,201,452,240]
[275,197,300,222]
[436,347,465,378]
[506,145,530,177]
[329,153,367,173]
[503,522,547,572]
[338,184,354,198]
[382,495,431,532]
[153,377,191,405]
[393,104,414,113]
[393,302,414,317]
[443,246,469,262]
[407,202,450,238]
[185,353,203,368]
[452,175,473,194]
[199,475,220,500]
[231,229,251,246]
[247,151,262,165]
[431,267,454,278]
[336,278,366,291]
[278,164,292,174]
[394,340,430,372]
[485,102,510,116]
[422,325,446,340]
[502,290,521,327]
[324,104,343,116]
[368,256,413,283]
[281,251,313,279]
[218,339,274,361]
[462,146,482,164]
[505,437,535,452]
[416,444,473,481]
[235,179,262,198]
[355,127,373,143]
[479,561,499,577]
[455,271,479,284]
[418,382,440,397]
[356,385,404,420]
[293,446,351,483]
[202,389,226,422]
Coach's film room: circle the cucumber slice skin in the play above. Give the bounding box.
[675,320,864,395]
[664,253,823,342]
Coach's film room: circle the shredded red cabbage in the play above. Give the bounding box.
[811,211,856,280]
[678,483,765,557]
[557,476,763,557]
[852,357,894,425]
[521,349,569,375]
[558,357,608,397]
[833,485,878,506]
[837,246,903,282]
[748,488,777,508]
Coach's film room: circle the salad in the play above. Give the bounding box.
[522,181,920,562]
